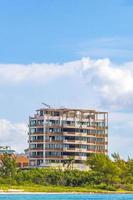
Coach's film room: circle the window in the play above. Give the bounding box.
[36,128,44,133]
[40,110,43,116]
[30,144,36,149]
[30,128,36,134]
[37,120,44,125]
[30,120,36,126]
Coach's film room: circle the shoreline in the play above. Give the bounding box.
[0,190,133,195]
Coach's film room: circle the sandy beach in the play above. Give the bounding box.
[0,189,132,195]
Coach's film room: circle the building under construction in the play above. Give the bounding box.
[28,107,108,168]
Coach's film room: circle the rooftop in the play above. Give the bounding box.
[36,107,108,114]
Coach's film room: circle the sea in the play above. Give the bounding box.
[0,194,132,200]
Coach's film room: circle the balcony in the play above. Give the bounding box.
[30,147,43,151]
[33,115,44,120]
[63,147,75,152]
[62,124,75,128]
[95,134,108,137]
[75,148,88,153]
[46,132,63,136]
[63,155,86,161]
[29,139,44,143]
[45,140,63,143]
[45,124,61,128]
[45,156,62,160]
[63,139,75,144]
[63,140,88,145]
[96,149,107,153]
[30,155,43,159]
[29,132,44,135]
[75,140,87,144]
[75,156,86,160]
[95,142,108,145]
[45,148,62,152]
[63,132,75,136]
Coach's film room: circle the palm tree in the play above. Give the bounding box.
[63,156,75,170]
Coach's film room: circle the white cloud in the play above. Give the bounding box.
[81,58,133,108]
[0,60,81,83]
[1,58,133,109]
[0,119,28,153]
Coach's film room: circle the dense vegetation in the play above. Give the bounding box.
[0,153,133,192]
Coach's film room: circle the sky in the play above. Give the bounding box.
[0,0,133,158]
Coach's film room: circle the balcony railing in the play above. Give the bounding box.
[29,132,44,135]
[45,148,62,151]
[45,156,62,159]
[30,147,43,150]
[29,139,44,143]
[30,155,43,158]
[45,140,63,143]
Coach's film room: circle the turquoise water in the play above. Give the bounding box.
[0,194,133,200]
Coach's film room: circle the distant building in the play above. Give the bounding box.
[28,107,108,168]
[0,146,15,155]
[0,146,28,169]
[16,155,29,168]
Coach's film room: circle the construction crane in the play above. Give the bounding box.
[42,102,51,108]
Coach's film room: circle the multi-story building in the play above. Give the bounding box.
[28,108,108,167]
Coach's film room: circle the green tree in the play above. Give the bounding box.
[86,153,120,185]
[0,153,17,178]
[112,152,127,184]
[124,158,133,184]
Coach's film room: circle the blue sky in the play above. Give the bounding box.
[0,0,133,158]
[0,0,133,63]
